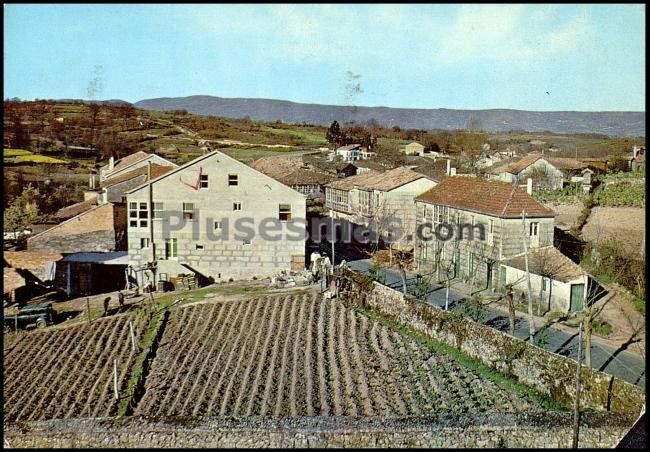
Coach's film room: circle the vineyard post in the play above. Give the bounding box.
[86,297,91,325]
[129,320,137,351]
[113,358,119,400]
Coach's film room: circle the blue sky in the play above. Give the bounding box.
[3,4,646,111]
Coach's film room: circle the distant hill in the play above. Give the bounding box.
[135,95,645,137]
[54,98,133,106]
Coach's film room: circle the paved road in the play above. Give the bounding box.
[346,259,645,389]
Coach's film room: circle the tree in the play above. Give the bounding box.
[9,113,30,149]
[4,185,39,246]
[608,153,630,173]
[326,121,343,147]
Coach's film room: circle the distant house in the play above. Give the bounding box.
[3,251,62,301]
[250,156,337,197]
[36,152,177,254]
[325,167,438,248]
[487,153,587,190]
[352,160,388,174]
[402,142,425,156]
[335,144,363,162]
[628,146,645,172]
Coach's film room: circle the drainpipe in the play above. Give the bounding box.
[148,162,156,262]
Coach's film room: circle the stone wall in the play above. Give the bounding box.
[337,267,645,414]
[3,413,634,448]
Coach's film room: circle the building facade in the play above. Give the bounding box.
[325,167,438,248]
[414,177,555,292]
[125,150,306,285]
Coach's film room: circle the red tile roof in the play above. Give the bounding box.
[102,163,173,187]
[415,177,554,218]
[4,268,26,294]
[490,154,585,174]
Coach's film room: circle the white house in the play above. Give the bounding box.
[125,150,307,286]
[99,151,176,181]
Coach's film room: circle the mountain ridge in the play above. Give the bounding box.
[134,95,645,137]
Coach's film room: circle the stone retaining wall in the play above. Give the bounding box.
[3,414,633,448]
[337,267,645,414]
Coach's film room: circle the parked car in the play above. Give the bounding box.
[4,303,55,332]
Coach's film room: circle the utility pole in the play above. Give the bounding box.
[148,161,156,262]
[330,209,335,269]
[521,210,535,342]
[129,320,137,351]
[572,321,583,448]
[113,358,119,400]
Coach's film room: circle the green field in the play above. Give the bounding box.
[3,149,67,164]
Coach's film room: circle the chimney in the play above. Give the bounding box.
[446,159,451,176]
[450,167,457,176]
[89,175,94,189]
[526,177,533,195]
[109,155,115,170]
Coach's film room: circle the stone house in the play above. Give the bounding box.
[28,203,127,253]
[335,144,374,162]
[414,177,556,291]
[487,153,587,190]
[125,150,306,286]
[325,167,438,248]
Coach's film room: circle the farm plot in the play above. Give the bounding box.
[136,293,542,417]
[3,315,145,422]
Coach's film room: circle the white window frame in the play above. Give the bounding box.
[233,202,242,211]
[129,201,148,228]
[279,203,292,222]
[153,202,164,219]
[183,202,195,220]
[529,221,539,237]
[140,237,150,249]
[200,174,209,189]
[165,238,178,259]
[228,174,238,186]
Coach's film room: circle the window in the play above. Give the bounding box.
[200,174,209,189]
[542,277,549,291]
[243,239,251,245]
[279,204,292,221]
[129,201,148,227]
[214,221,222,230]
[140,237,150,249]
[233,202,241,211]
[228,174,238,186]
[153,202,164,219]
[529,222,539,237]
[489,219,494,234]
[195,244,204,250]
[183,202,194,220]
[165,238,178,259]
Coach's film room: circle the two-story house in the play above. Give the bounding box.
[99,151,175,181]
[414,177,593,312]
[125,150,306,286]
[325,167,438,248]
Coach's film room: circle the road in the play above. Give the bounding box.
[346,259,645,389]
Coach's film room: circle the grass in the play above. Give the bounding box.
[3,148,33,157]
[631,296,645,315]
[5,154,68,164]
[356,305,566,411]
[219,146,310,162]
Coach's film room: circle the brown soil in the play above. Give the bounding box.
[582,206,645,255]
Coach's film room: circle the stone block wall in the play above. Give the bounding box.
[3,414,634,448]
[337,267,645,414]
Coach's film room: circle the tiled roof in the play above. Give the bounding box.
[489,154,586,174]
[415,177,554,218]
[102,163,174,187]
[351,160,388,171]
[106,151,151,175]
[4,268,26,293]
[500,246,586,282]
[545,157,586,171]
[4,251,63,272]
[327,166,432,191]
[336,144,362,151]
[250,156,304,178]
[411,160,450,181]
[55,197,98,219]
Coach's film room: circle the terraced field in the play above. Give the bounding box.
[136,293,541,417]
[3,315,145,422]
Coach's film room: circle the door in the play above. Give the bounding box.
[570,283,585,311]
[500,266,507,288]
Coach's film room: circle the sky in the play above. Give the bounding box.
[3,3,646,111]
